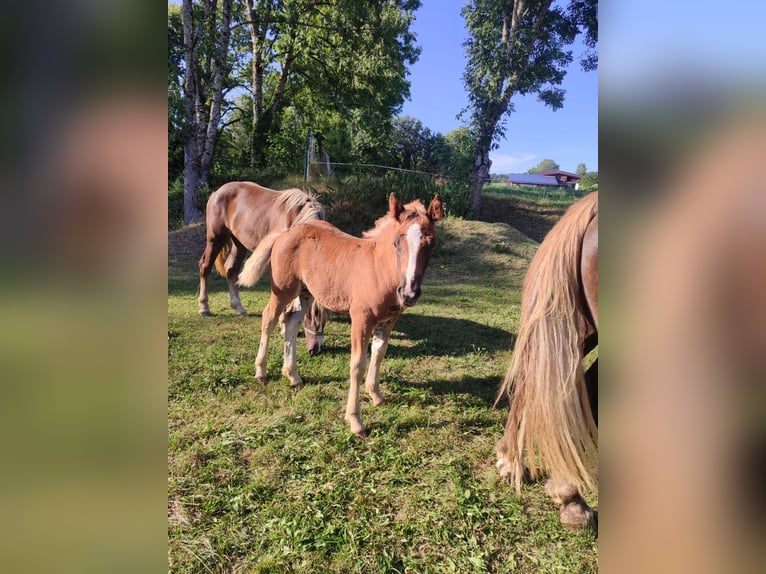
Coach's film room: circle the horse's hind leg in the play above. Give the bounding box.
[198,234,227,316]
[364,315,400,406]
[225,238,248,316]
[255,294,289,384]
[545,478,595,530]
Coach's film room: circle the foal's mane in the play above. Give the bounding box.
[276,188,326,223]
[362,199,427,239]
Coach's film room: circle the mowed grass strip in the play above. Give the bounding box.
[168,210,597,573]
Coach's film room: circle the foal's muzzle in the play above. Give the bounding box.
[397,285,422,308]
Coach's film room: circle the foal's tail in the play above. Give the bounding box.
[214,241,231,277]
[496,191,598,494]
[237,230,282,287]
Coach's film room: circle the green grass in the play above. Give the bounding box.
[168,205,597,572]
[483,183,587,206]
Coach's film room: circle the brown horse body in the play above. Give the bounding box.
[239,193,444,436]
[496,191,599,529]
[198,181,329,354]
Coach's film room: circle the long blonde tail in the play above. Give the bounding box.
[496,192,598,493]
[214,241,230,277]
[237,231,282,287]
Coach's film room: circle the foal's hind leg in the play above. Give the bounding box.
[198,235,227,316]
[224,238,249,316]
[255,294,289,384]
[545,478,595,530]
[279,295,306,388]
[364,315,400,406]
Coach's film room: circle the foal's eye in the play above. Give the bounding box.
[393,236,401,249]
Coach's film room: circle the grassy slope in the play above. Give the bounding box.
[168,199,597,573]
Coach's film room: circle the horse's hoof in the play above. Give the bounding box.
[255,375,268,385]
[236,310,248,317]
[353,429,368,439]
[496,457,512,478]
[289,381,304,389]
[559,501,595,530]
[199,310,212,317]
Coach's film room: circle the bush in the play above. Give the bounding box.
[311,169,468,235]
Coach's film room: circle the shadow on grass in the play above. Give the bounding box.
[317,313,513,358]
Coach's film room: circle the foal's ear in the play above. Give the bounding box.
[388,193,404,220]
[428,194,444,222]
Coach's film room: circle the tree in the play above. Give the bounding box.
[242,0,421,168]
[576,162,587,175]
[390,116,436,171]
[528,158,560,173]
[181,0,235,223]
[579,170,598,190]
[462,0,597,211]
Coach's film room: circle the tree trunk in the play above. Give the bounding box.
[468,148,491,213]
[182,0,202,223]
[181,0,233,224]
[183,140,202,223]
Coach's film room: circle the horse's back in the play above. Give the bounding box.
[206,182,286,248]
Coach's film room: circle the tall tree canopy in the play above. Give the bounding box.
[170,0,421,223]
[462,0,597,211]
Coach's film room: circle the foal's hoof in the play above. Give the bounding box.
[235,310,248,317]
[346,416,368,439]
[255,375,268,385]
[199,310,212,317]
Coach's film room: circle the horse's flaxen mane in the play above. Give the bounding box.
[276,188,326,224]
[363,199,426,239]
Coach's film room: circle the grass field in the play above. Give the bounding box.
[168,193,597,573]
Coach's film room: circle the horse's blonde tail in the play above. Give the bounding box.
[237,231,282,287]
[496,192,598,494]
[214,241,231,277]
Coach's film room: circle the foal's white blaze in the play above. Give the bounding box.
[403,223,422,297]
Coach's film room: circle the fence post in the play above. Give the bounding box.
[304,128,312,182]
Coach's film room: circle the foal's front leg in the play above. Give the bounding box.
[345,318,373,437]
[364,316,400,406]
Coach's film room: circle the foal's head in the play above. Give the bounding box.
[370,193,444,308]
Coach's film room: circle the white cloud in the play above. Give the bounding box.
[488,152,537,174]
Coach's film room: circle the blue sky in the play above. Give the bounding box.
[401,1,598,174]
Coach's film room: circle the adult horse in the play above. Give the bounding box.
[495,191,598,529]
[239,193,444,437]
[198,181,330,355]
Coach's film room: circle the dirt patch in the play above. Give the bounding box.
[169,222,206,269]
